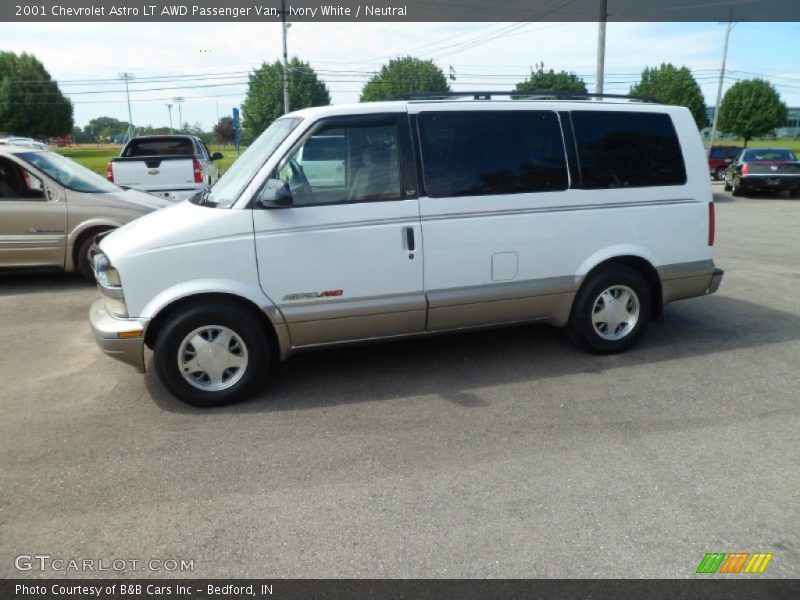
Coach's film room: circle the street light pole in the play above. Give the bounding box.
[596,0,607,95]
[166,103,173,133]
[119,72,135,140]
[281,0,290,114]
[709,15,735,149]
[173,97,185,132]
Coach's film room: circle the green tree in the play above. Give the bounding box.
[630,63,707,129]
[514,63,587,95]
[360,56,449,102]
[71,125,93,144]
[0,51,73,138]
[718,78,788,146]
[242,58,330,137]
[140,125,172,136]
[85,116,129,140]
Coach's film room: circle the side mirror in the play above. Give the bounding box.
[257,178,293,207]
[211,152,223,161]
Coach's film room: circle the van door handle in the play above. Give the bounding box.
[405,227,415,251]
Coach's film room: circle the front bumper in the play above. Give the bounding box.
[89,298,147,373]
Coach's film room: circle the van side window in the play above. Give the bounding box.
[277,123,402,206]
[0,158,45,201]
[417,111,568,198]
[571,111,687,188]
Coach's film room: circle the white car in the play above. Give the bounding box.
[89,96,723,407]
[0,137,49,151]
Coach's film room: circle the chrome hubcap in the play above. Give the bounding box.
[178,326,248,391]
[591,285,640,341]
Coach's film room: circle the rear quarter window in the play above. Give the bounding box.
[122,137,195,157]
[571,111,687,188]
[417,110,568,198]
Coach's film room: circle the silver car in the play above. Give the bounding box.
[0,145,168,280]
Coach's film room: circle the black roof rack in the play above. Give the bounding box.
[393,90,656,102]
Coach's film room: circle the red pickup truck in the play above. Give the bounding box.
[706,145,742,181]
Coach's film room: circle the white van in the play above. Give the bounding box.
[89,96,723,407]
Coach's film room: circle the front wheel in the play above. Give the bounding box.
[154,302,271,407]
[567,265,652,354]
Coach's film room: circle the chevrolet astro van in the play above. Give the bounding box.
[89,96,724,407]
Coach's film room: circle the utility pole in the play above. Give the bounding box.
[596,0,607,96]
[173,97,185,132]
[281,0,290,114]
[166,103,173,132]
[709,13,735,149]
[119,72,135,141]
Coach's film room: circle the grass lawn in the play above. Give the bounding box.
[57,143,244,176]
[719,138,800,152]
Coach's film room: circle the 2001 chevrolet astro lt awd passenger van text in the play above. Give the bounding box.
[89,96,724,407]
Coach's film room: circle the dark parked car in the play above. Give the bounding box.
[706,145,742,181]
[724,148,800,198]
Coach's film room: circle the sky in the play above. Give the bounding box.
[0,20,798,130]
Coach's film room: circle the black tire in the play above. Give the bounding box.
[731,179,743,197]
[77,235,99,281]
[567,265,652,354]
[715,167,727,181]
[153,301,271,407]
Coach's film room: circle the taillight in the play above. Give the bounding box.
[106,161,114,182]
[708,202,715,246]
[741,163,750,176]
[192,158,203,183]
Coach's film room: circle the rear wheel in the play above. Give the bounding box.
[154,301,271,407]
[714,167,727,181]
[567,265,651,354]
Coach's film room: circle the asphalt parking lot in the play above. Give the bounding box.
[1,186,798,579]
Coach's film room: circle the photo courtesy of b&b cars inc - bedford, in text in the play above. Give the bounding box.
[0,1,799,599]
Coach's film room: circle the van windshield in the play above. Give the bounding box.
[195,117,301,207]
[15,151,119,193]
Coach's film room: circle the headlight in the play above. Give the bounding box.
[92,252,121,288]
[93,251,128,317]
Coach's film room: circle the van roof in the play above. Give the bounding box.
[287,97,680,121]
